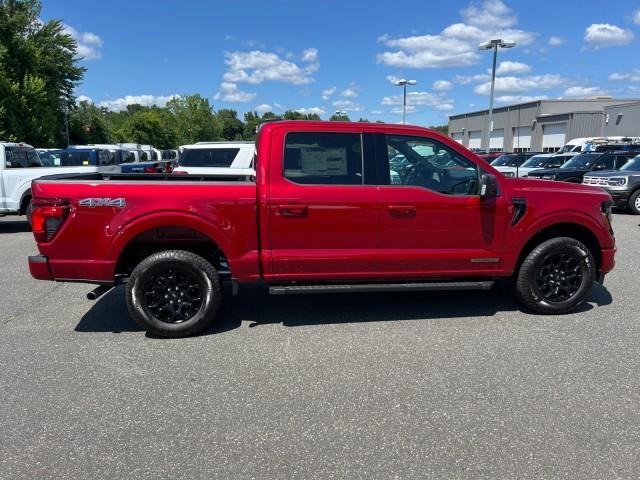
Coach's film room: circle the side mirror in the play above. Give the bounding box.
[480,173,498,199]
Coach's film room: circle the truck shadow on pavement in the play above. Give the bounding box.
[0,219,31,233]
[75,282,613,336]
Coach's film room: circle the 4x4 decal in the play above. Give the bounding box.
[79,198,126,208]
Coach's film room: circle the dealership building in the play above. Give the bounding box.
[447,98,640,153]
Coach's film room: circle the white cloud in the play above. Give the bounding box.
[609,70,640,82]
[76,95,93,104]
[474,74,566,95]
[340,86,359,98]
[321,86,336,100]
[213,82,256,102]
[460,0,516,29]
[633,9,640,25]
[222,50,319,85]
[391,105,418,115]
[495,95,548,104]
[377,0,535,69]
[548,36,565,46]
[382,90,454,113]
[584,24,634,49]
[433,80,453,91]
[563,86,607,97]
[332,100,365,112]
[296,107,325,115]
[301,48,319,62]
[453,73,490,84]
[370,110,383,115]
[98,94,180,111]
[255,103,273,113]
[495,60,531,75]
[63,24,103,60]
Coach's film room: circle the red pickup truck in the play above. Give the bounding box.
[28,121,616,337]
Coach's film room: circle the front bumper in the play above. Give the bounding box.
[28,255,53,281]
[607,190,631,209]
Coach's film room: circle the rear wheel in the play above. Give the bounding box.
[628,190,640,215]
[126,250,221,337]
[515,237,595,314]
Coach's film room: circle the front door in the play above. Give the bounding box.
[267,129,379,281]
[377,134,509,277]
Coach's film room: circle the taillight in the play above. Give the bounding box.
[144,166,157,173]
[31,198,71,243]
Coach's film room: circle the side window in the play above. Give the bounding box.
[385,135,479,195]
[616,155,630,169]
[283,132,363,185]
[151,150,158,161]
[594,155,615,170]
[100,150,116,166]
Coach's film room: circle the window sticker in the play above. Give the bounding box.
[300,147,347,175]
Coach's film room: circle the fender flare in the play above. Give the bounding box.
[107,210,235,263]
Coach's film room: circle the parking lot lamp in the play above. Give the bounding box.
[478,39,515,150]
[393,79,417,124]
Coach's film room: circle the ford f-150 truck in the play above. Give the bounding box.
[27,121,616,337]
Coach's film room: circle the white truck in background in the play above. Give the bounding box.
[172,141,255,176]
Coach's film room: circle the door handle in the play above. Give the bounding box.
[388,205,416,216]
[278,204,308,217]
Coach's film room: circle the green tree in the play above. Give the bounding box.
[216,108,244,140]
[69,100,110,144]
[329,113,351,122]
[430,124,448,135]
[0,0,85,145]
[166,94,221,145]
[116,108,177,149]
[357,117,369,122]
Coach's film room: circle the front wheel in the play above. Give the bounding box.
[126,250,221,337]
[628,190,640,215]
[515,237,596,314]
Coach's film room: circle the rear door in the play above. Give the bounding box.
[2,147,40,211]
[266,126,379,281]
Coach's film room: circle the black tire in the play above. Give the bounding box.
[25,198,33,226]
[515,237,596,314]
[628,190,640,215]
[125,250,221,337]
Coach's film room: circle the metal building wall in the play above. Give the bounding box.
[603,102,640,137]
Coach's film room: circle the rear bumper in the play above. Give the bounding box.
[28,255,53,281]
[28,255,115,284]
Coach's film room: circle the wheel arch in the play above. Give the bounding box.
[515,222,602,275]
[111,213,235,280]
[19,188,32,215]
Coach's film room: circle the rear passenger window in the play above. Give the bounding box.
[180,148,239,167]
[283,132,363,185]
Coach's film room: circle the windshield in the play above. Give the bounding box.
[179,148,240,167]
[521,155,551,168]
[490,155,516,167]
[561,153,600,169]
[620,155,640,171]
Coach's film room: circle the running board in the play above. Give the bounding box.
[269,281,494,295]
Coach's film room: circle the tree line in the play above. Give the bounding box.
[1,0,447,149]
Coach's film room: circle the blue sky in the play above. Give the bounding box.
[43,0,640,125]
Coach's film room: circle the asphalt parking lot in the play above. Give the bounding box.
[1,214,639,479]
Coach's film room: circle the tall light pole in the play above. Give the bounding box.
[393,79,417,124]
[478,39,515,150]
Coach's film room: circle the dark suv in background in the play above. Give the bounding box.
[527,150,640,183]
[583,154,640,214]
